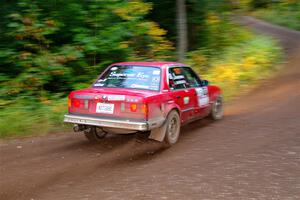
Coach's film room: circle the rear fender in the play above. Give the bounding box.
[149,103,180,142]
[208,86,222,104]
[163,101,181,119]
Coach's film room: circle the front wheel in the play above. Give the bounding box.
[84,126,107,142]
[210,96,223,120]
[164,110,181,146]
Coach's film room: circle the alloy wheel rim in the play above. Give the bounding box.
[168,116,179,142]
[214,98,223,118]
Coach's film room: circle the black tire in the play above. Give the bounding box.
[210,96,223,120]
[164,110,181,146]
[84,127,107,142]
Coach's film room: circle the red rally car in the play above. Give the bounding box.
[64,62,223,146]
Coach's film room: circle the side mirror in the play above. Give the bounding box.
[201,80,209,86]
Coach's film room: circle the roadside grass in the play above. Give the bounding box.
[251,8,300,31]
[0,98,70,138]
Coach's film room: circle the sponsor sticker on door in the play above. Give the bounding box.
[183,96,190,104]
[196,87,209,107]
[199,96,209,107]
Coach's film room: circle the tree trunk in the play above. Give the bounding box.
[176,0,188,62]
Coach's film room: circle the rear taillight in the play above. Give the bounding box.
[123,103,147,115]
[69,98,88,109]
[130,104,137,112]
[73,99,80,108]
[142,104,148,115]
[68,98,71,108]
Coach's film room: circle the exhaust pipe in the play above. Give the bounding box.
[73,124,86,132]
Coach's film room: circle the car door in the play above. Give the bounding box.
[168,67,197,123]
[181,67,211,118]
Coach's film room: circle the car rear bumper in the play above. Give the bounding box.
[64,114,165,131]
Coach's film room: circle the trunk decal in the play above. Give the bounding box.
[108,95,125,101]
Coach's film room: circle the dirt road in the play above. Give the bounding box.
[1,17,300,200]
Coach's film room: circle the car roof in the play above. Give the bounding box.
[112,61,189,68]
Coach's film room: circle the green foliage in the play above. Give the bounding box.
[186,12,254,72]
[0,0,174,105]
[237,0,300,30]
[250,0,272,9]
[188,35,282,99]
[204,12,253,52]
[251,1,300,30]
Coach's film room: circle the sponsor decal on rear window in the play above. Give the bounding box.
[153,70,160,75]
[93,65,161,91]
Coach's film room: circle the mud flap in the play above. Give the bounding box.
[148,122,167,142]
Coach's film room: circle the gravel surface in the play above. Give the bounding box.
[1,17,300,200]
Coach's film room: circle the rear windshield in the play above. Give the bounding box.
[93,65,161,91]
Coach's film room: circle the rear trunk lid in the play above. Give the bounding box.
[69,88,157,120]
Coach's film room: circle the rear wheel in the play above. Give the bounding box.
[84,126,107,142]
[164,110,181,146]
[210,96,223,120]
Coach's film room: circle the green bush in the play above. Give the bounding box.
[251,1,300,31]
[188,35,282,100]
